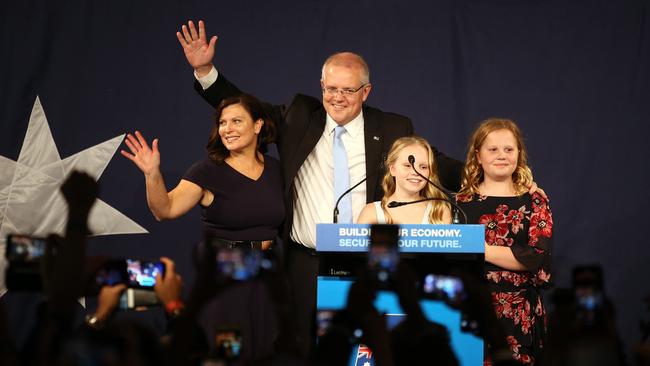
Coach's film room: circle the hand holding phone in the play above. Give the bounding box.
[96,283,127,320]
[153,256,183,305]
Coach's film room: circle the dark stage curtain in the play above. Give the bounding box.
[1,0,648,355]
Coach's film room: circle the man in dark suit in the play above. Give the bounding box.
[177,20,463,357]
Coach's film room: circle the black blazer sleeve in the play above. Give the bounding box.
[193,74,243,108]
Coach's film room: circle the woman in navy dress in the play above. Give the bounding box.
[456,118,553,365]
[121,93,285,361]
[121,93,284,246]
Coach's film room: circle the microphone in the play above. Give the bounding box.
[333,177,367,223]
[405,155,468,224]
[387,197,451,208]
[333,156,386,223]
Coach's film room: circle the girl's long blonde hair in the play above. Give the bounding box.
[380,136,450,224]
[458,118,533,197]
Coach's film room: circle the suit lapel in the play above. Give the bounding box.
[287,105,383,203]
[363,108,383,203]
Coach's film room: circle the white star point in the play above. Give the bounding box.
[0,96,148,293]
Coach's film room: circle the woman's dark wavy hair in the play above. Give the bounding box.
[206,94,276,163]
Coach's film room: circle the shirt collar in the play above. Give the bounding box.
[326,111,364,139]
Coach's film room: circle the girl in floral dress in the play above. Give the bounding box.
[456,118,553,365]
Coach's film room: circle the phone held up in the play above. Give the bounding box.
[93,258,165,310]
[367,224,400,285]
[5,234,49,291]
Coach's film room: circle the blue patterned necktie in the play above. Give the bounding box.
[333,126,352,223]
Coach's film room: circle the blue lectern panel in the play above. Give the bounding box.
[317,277,483,366]
[316,224,484,365]
[317,224,485,254]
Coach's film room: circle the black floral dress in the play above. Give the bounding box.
[457,192,553,365]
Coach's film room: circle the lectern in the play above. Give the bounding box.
[316,223,485,366]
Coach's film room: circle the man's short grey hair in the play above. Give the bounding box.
[321,52,370,84]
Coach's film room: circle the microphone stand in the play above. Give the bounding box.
[406,155,468,224]
[387,197,468,224]
[333,157,387,223]
[333,178,367,223]
[387,197,451,208]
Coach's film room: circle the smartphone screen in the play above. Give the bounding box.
[576,291,603,311]
[126,259,165,288]
[216,247,262,281]
[214,328,242,361]
[316,309,337,337]
[6,234,47,262]
[95,260,127,287]
[368,224,400,282]
[5,234,47,291]
[422,274,466,303]
[367,245,399,281]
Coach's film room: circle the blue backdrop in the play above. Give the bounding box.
[2,0,649,355]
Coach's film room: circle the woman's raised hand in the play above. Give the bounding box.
[120,131,161,176]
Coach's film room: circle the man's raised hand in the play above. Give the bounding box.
[176,20,217,77]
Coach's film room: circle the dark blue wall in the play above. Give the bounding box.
[2,0,648,354]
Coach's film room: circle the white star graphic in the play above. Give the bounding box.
[0,96,148,294]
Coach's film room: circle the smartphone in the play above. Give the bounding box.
[572,264,605,326]
[316,309,337,337]
[118,288,161,310]
[214,328,242,361]
[422,274,466,303]
[5,234,49,291]
[216,246,263,281]
[6,234,47,262]
[316,308,406,339]
[368,224,400,283]
[94,260,128,287]
[460,312,481,335]
[576,291,603,311]
[94,258,164,289]
[575,286,605,327]
[126,259,165,288]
